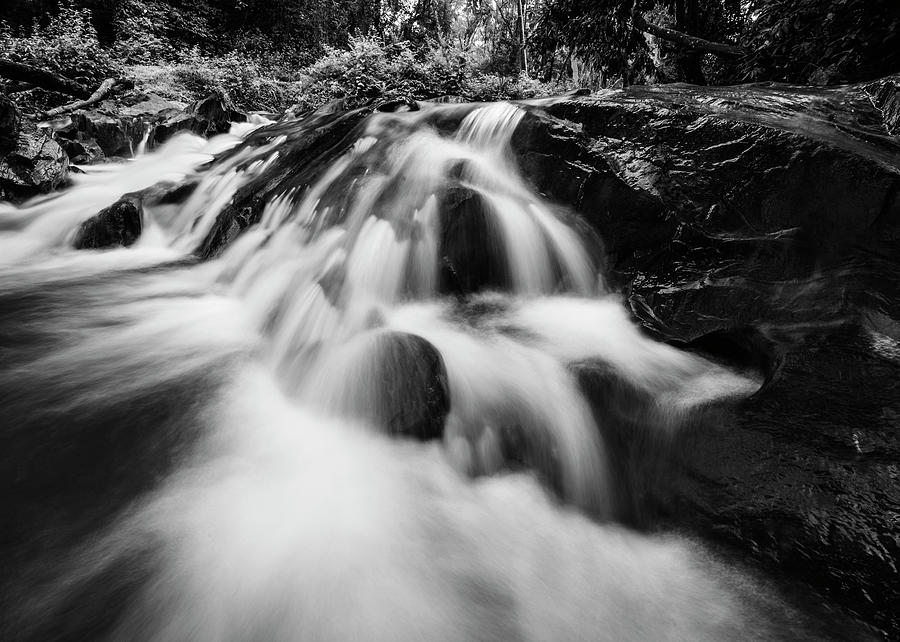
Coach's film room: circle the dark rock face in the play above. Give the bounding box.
[654,326,900,637]
[68,108,139,158]
[71,181,203,252]
[0,124,68,200]
[57,136,105,165]
[148,92,246,148]
[41,93,184,167]
[508,79,900,637]
[369,332,450,441]
[868,76,900,136]
[73,196,142,249]
[197,102,379,258]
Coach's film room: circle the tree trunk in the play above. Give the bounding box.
[517,0,529,74]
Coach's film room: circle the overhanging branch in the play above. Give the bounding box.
[632,12,748,58]
[43,78,126,118]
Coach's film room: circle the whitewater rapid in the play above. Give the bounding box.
[0,101,828,640]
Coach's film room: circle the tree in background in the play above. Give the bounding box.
[1,0,897,108]
[529,0,746,86]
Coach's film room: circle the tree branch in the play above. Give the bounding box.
[42,78,125,118]
[632,12,747,58]
[0,59,91,98]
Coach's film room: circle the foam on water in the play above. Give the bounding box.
[0,100,821,640]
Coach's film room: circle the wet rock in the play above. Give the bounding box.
[324,332,450,441]
[867,74,900,136]
[504,78,900,637]
[0,125,68,199]
[58,137,105,165]
[73,196,142,249]
[372,332,450,441]
[197,102,376,258]
[651,324,900,638]
[511,110,672,257]
[149,92,246,148]
[69,108,135,157]
[140,180,199,207]
[573,360,674,525]
[439,186,511,295]
[41,93,183,165]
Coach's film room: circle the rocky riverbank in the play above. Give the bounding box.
[0,89,247,202]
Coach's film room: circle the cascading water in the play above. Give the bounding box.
[0,101,849,640]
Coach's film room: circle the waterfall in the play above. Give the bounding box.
[0,102,823,641]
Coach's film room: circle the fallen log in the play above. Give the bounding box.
[42,78,132,118]
[0,59,91,98]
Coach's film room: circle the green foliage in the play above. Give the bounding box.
[296,36,457,108]
[293,35,564,110]
[111,0,180,65]
[129,49,301,113]
[0,3,119,86]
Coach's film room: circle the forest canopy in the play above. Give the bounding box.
[2,0,898,111]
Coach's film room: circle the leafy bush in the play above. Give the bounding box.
[0,3,118,87]
[127,49,301,113]
[293,35,566,111]
[111,0,181,65]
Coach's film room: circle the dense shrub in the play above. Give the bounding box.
[128,50,301,112]
[293,36,568,110]
[111,0,181,65]
[0,3,119,86]
[0,7,569,114]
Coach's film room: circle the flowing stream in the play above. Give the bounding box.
[0,101,848,640]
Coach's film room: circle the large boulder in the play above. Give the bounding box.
[504,78,900,638]
[148,92,246,148]
[68,106,139,158]
[0,124,68,200]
